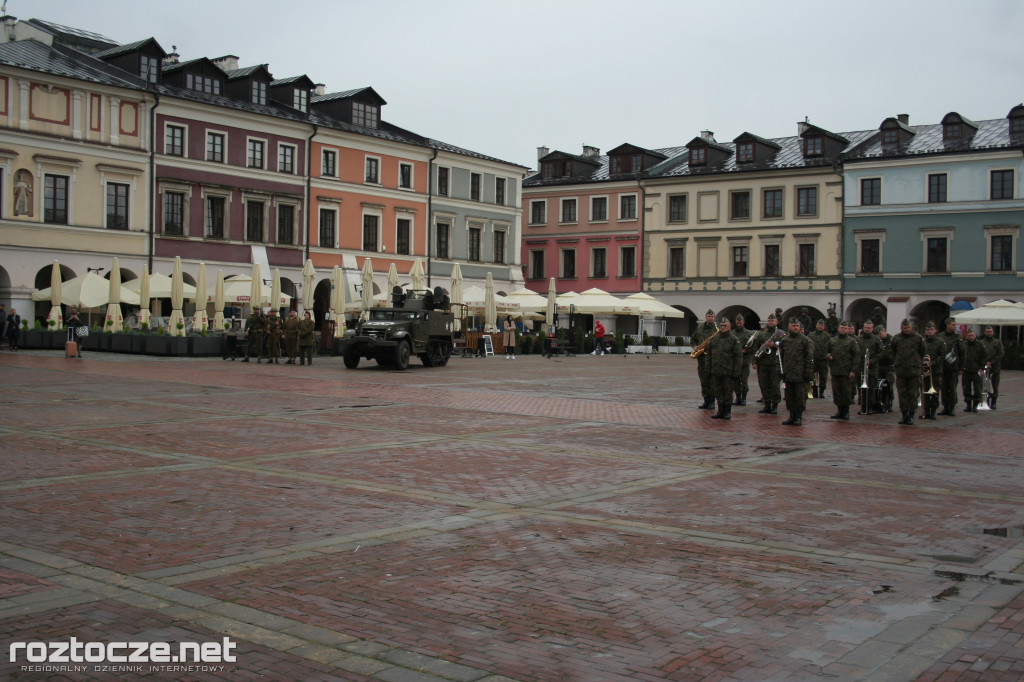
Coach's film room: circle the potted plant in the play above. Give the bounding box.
[190,327,220,356]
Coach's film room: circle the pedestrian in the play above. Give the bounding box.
[66,306,85,357]
[243,305,265,363]
[265,308,283,364]
[921,321,945,420]
[808,318,831,398]
[856,321,882,415]
[0,303,6,349]
[5,307,21,350]
[827,320,859,420]
[297,310,315,365]
[779,317,813,426]
[503,314,517,359]
[733,313,755,406]
[591,319,605,356]
[892,318,927,425]
[693,309,717,409]
[938,317,965,415]
[707,317,741,420]
[961,329,986,412]
[979,325,1004,409]
[283,310,300,364]
[751,313,782,415]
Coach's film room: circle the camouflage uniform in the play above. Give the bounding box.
[921,327,946,419]
[875,331,895,412]
[244,309,265,362]
[693,316,718,409]
[752,319,782,414]
[808,325,831,398]
[856,330,883,415]
[707,323,741,420]
[265,311,283,364]
[779,324,813,425]
[827,325,859,419]
[297,314,316,365]
[891,324,926,424]
[825,312,839,336]
[283,312,300,363]
[733,317,755,405]
[979,331,1004,409]
[938,321,965,415]
[962,336,986,412]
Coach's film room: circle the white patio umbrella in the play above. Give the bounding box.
[47,261,63,330]
[954,299,1024,326]
[450,263,464,331]
[105,257,124,332]
[220,275,292,306]
[213,270,226,331]
[33,272,140,309]
[192,263,209,332]
[138,264,151,329]
[554,291,579,314]
[623,292,687,318]
[270,268,282,316]
[505,288,548,320]
[168,256,185,336]
[410,258,426,290]
[484,272,497,332]
[546,277,557,327]
[570,288,632,315]
[249,264,262,310]
[301,259,316,312]
[360,258,374,320]
[386,262,400,308]
[124,272,196,300]
[332,266,347,337]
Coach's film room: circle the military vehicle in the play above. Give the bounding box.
[341,286,455,370]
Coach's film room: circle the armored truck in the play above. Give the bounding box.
[341,287,455,370]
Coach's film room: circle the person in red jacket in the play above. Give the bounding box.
[592,320,606,355]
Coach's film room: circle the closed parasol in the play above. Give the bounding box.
[213,270,226,331]
[47,261,63,330]
[138,264,151,328]
[105,257,124,332]
[301,259,316,312]
[332,266,347,337]
[169,256,185,336]
[387,263,399,308]
[450,263,464,331]
[193,263,209,332]
[360,258,374,320]
[410,258,426,291]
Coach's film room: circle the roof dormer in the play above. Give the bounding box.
[940,112,978,145]
[162,57,225,95]
[798,122,848,160]
[685,131,730,169]
[225,64,274,106]
[1008,104,1024,139]
[270,75,316,113]
[732,132,781,165]
[878,114,915,149]
[538,150,600,180]
[95,37,168,85]
[606,143,667,175]
[310,86,386,128]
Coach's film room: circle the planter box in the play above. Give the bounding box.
[190,336,221,357]
[109,333,133,353]
[130,334,148,354]
[145,336,189,356]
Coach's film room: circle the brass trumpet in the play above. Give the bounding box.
[690,328,719,358]
[922,355,937,395]
[977,367,993,411]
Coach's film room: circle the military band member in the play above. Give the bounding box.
[809,319,831,398]
[856,321,883,415]
[265,309,283,364]
[283,310,300,364]
[875,326,895,413]
[779,317,813,426]
[827,320,860,420]
[871,306,886,330]
[980,325,1004,409]
[938,317,965,415]
[297,310,316,365]
[708,317,742,420]
[962,329,986,412]
[921,321,945,420]
[826,309,839,336]
[694,309,718,410]
[752,314,782,415]
[243,306,266,363]
[733,313,755,406]
[892,318,926,425]
[797,307,813,336]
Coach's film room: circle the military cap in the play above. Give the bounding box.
[800,307,808,313]
[735,313,744,322]
[840,319,851,327]
[767,313,776,321]
[817,318,826,324]
[876,325,886,332]
[874,306,883,313]
[985,325,994,330]
[900,318,912,326]
[828,309,837,315]
[705,308,715,316]
[926,321,936,329]
[788,317,800,324]
[717,316,730,325]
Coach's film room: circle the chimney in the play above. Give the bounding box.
[582,145,600,158]
[897,113,909,125]
[537,146,549,161]
[797,116,810,135]
[163,45,180,65]
[212,55,239,72]
[700,130,715,142]
[314,83,326,96]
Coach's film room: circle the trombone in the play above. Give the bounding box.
[919,354,937,412]
[858,351,870,413]
[977,367,993,411]
[808,359,816,400]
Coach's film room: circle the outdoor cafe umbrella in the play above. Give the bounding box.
[249,264,262,310]
[332,266,347,337]
[169,256,185,336]
[569,288,632,315]
[505,288,548,320]
[213,270,226,331]
[105,257,125,332]
[192,263,209,332]
[271,268,282,315]
[954,299,1024,326]
[623,292,687,318]
[547,277,556,327]
[450,263,464,331]
[138,264,151,328]
[301,259,316,312]
[47,261,63,330]
[33,272,140,310]
[220,275,292,306]
[124,272,196,301]
[360,258,374,320]
[387,263,399,308]
[484,272,497,332]
[410,258,426,291]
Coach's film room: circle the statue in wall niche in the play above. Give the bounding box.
[13,169,33,217]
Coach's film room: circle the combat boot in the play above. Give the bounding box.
[710,404,725,419]
[906,412,915,425]
[898,411,908,425]
[841,407,850,420]
[758,401,772,414]
[768,401,778,415]
[722,405,732,420]
[242,358,249,362]
[830,408,843,419]
[990,397,997,410]
[792,411,803,426]
[782,411,796,426]
[698,397,714,410]
[738,393,747,406]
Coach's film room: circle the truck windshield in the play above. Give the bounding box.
[369,310,423,321]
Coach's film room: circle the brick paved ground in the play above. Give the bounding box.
[0,348,1021,681]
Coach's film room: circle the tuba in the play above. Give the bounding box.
[690,328,719,358]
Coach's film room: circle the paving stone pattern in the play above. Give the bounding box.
[0,349,1021,681]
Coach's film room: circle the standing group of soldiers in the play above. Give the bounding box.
[694,307,1005,427]
[243,307,316,365]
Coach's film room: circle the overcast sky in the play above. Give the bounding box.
[24,0,1024,170]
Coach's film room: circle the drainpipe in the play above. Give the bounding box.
[427,147,437,289]
[304,124,318,262]
[147,92,160,272]
[637,173,646,293]
[835,159,845,318]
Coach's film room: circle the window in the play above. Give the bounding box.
[140,55,159,83]
[530,250,545,279]
[928,174,947,203]
[561,249,576,279]
[991,170,1014,200]
[610,157,623,174]
[764,244,780,277]
[399,163,413,189]
[669,195,688,222]
[493,230,506,264]
[530,200,546,224]
[277,204,295,245]
[620,246,636,278]
[926,237,948,273]
[882,129,898,145]
[797,243,816,276]
[206,132,224,163]
[860,239,880,273]
[737,142,754,163]
[165,125,184,156]
[437,167,449,196]
[591,196,608,222]
[352,102,379,128]
[470,173,481,201]
[797,187,817,217]
[620,194,637,220]
[247,139,265,169]
[246,201,265,242]
[186,73,220,94]
[278,145,295,174]
[1013,117,1024,135]
[365,157,379,184]
[669,247,685,278]
[251,81,267,105]
[763,189,783,218]
[163,192,184,235]
[362,214,379,251]
[730,192,750,220]
[944,123,962,140]
[732,245,748,277]
[495,178,506,205]
[561,198,577,223]
[592,248,607,278]
[861,178,881,205]
[206,196,225,239]
[319,209,336,248]
[468,225,482,261]
[804,136,823,156]
[689,147,706,166]
[293,89,308,112]
[396,218,411,255]
[105,183,129,229]
[989,233,1014,272]
[43,175,69,224]
[436,222,450,259]
[322,149,336,177]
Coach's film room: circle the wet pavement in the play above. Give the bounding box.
[0,348,1021,681]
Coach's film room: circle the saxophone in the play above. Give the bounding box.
[690,328,719,358]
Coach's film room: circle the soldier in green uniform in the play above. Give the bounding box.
[708,317,741,420]
[265,308,283,364]
[297,310,316,365]
[856,321,883,415]
[283,310,300,364]
[891,318,926,425]
[961,329,986,412]
[693,309,718,410]
[874,326,895,413]
[779,317,813,426]
[980,325,1004,409]
[921,321,945,420]
[797,307,813,336]
[827,320,860,420]
[733,313,755,406]
[243,306,265,363]
[871,306,886,330]
[825,309,839,336]
[752,314,782,414]
[809,318,831,398]
[938,317,965,415]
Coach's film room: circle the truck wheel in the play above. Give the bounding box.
[342,346,359,369]
[432,340,451,367]
[393,341,410,370]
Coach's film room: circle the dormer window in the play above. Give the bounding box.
[140,55,159,83]
[944,122,962,140]
[293,89,308,112]
[737,142,754,163]
[186,73,221,95]
[689,147,706,166]
[251,82,267,105]
[353,102,379,128]
[804,136,823,156]
[1013,118,1024,135]
[610,157,623,174]
[882,129,898,145]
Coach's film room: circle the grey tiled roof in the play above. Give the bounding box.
[93,38,164,60]
[0,39,148,90]
[843,118,1021,161]
[427,138,528,169]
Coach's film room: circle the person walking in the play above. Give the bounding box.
[265,309,283,364]
[921,321,945,420]
[297,310,315,365]
[503,314,517,359]
[5,307,21,350]
[591,319,606,356]
[707,317,741,420]
[827,320,860,420]
[892,319,927,425]
[961,329,986,412]
[66,306,85,357]
[856,321,883,415]
[733,313,755,406]
[751,314,782,415]
[779,317,813,426]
